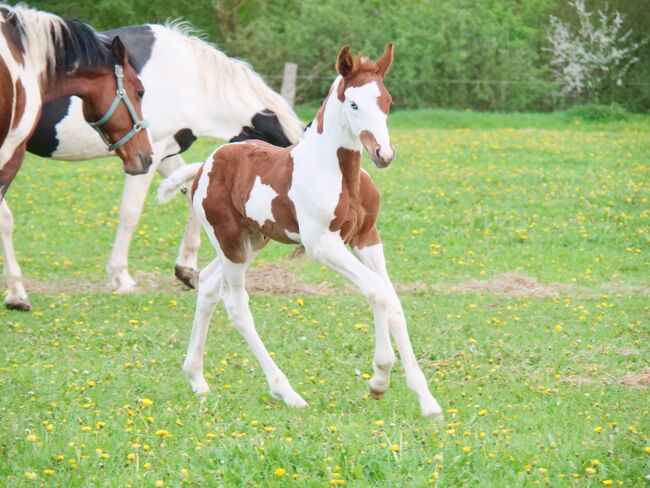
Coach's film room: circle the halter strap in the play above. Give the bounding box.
[88,65,150,152]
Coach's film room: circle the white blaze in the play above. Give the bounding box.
[245,176,278,226]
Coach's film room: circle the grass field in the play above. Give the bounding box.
[1,109,649,487]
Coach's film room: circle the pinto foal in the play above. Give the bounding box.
[159,44,443,418]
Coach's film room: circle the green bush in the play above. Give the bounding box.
[565,104,631,122]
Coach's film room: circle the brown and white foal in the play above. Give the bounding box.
[159,44,443,418]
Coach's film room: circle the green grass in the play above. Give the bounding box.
[1,110,649,487]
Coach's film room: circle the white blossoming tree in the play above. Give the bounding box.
[546,0,646,103]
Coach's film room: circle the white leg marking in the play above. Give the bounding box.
[304,234,396,398]
[158,155,201,285]
[183,258,222,394]
[353,243,443,419]
[0,199,29,310]
[107,156,161,293]
[220,257,307,408]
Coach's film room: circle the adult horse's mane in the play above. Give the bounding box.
[0,4,112,80]
[163,20,303,143]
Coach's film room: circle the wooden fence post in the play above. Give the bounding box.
[281,62,298,107]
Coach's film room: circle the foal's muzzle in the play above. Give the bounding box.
[360,130,395,168]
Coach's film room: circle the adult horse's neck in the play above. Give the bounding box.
[40,67,108,102]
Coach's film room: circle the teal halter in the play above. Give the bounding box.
[88,65,150,152]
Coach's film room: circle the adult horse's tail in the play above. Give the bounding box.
[158,162,202,203]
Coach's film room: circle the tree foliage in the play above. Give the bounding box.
[24,0,650,111]
[546,0,646,103]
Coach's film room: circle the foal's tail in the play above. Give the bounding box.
[157,162,202,203]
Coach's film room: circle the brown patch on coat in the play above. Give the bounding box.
[11,78,26,129]
[329,148,381,249]
[0,59,13,146]
[0,16,25,64]
[198,141,299,263]
[359,130,379,155]
[190,163,204,199]
[315,84,336,134]
[336,59,392,114]
[0,143,26,197]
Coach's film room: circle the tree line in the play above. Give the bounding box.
[29,0,650,112]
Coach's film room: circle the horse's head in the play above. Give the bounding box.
[336,43,395,168]
[81,37,152,175]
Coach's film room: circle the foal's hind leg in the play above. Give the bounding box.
[352,241,443,419]
[220,256,307,408]
[0,199,29,311]
[158,155,200,289]
[183,257,222,394]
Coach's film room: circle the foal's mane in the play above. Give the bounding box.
[0,4,112,81]
[163,20,303,143]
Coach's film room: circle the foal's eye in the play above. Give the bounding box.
[350,102,358,110]
[137,90,145,99]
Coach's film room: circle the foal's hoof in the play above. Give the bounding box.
[5,297,31,311]
[175,265,198,289]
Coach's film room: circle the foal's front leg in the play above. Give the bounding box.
[353,242,443,420]
[306,234,442,418]
[305,234,396,400]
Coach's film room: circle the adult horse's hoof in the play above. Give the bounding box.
[175,264,198,289]
[369,389,385,400]
[5,297,31,311]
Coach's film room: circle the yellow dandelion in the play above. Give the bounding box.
[24,472,37,480]
[26,434,38,442]
[274,467,286,476]
[141,398,153,407]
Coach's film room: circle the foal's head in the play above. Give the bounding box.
[336,43,395,168]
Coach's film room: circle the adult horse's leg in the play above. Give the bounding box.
[183,257,222,394]
[0,199,29,311]
[352,240,443,419]
[158,155,200,289]
[305,233,442,418]
[219,256,307,408]
[106,146,166,293]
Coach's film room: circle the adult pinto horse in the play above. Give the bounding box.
[1,23,303,305]
[0,4,152,310]
[159,44,444,418]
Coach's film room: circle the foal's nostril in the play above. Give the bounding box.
[375,148,381,160]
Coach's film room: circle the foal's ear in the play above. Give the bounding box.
[336,45,354,77]
[111,36,128,66]
[376,42,394,78]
